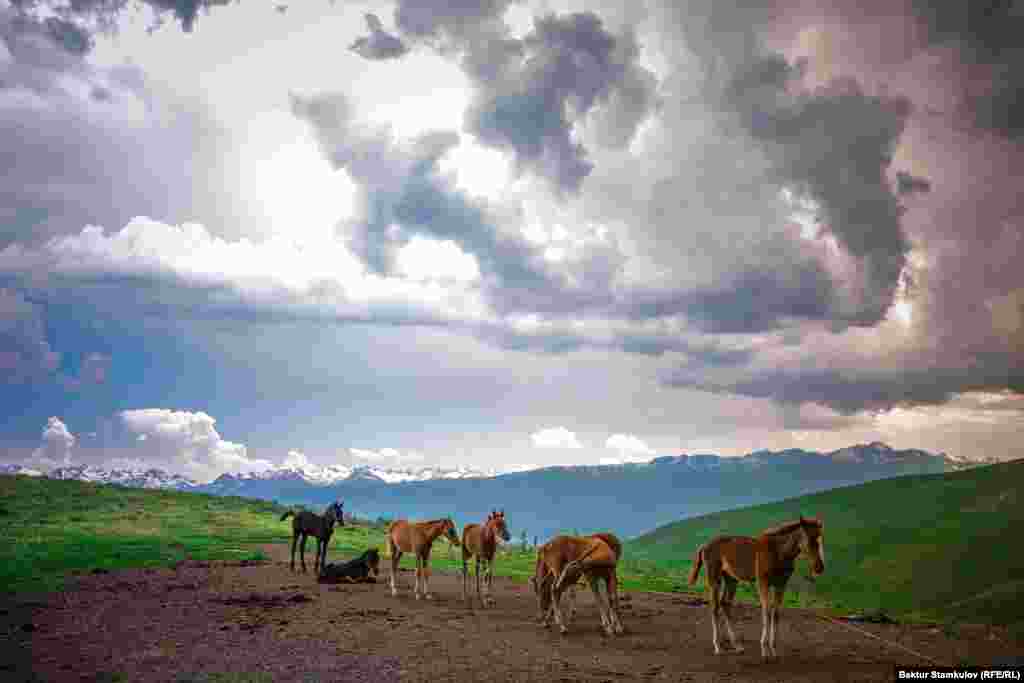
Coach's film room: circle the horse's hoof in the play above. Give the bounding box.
[559,627,569,635]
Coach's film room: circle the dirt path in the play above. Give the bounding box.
[3,544,1021,682]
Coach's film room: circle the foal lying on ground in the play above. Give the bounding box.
[529,532,624,636]
[461,510,511,607]
[317,548,381,584]
[688,515,825,658]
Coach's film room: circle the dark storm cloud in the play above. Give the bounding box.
[10,1,235,39]
[464,12,658,195]
[349,13,409,61]
[352,4,658,195]
[620,263,836,334]
[909,0,1024,140]
[667,355,1024,416]
[393,0,514,41]
[723,58,914,327]
[0,7,240,248]
[289,91,612,313]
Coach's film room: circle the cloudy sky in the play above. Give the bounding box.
[1,0,1021,482]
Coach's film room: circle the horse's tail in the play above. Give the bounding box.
[280,510,294,522]
[688,545,704,585]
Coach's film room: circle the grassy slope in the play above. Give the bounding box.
[0,474,693,599]
[629,459,1024,627]
[0,475,377,594]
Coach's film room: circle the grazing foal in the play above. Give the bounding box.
[688,515,825,658]
[461,510,511,607]
[530,533,624,636]
[280,501,345,576]
[387,518,460,600]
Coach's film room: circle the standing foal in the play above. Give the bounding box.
[280,500,345,576]
[461,510,511,607]
[688,515,825,658]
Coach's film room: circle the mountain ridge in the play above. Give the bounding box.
[2,444,1002,540]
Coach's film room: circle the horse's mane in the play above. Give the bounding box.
[761,518,817,537]
[422,518,451,526]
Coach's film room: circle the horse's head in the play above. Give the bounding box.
[329,501,345,526]
[365,548,381,577]
[442,518,461,546]
[799,515,825,576]
[488,509,511,542]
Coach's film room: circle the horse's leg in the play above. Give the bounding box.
[423,546,434,600]
[314,537,323,576]
[721,575,743,652]
[389,541,401,597]
[300,534,309,573]
[550,579,570,635]
[590,575,614,637]
[606,572,624,634]
[757,577,773,658]
[412,554,421,600]
[770,585,785,657]
[485,557,494,606]
[290,531,298,573]
[709,570,724,655]
[461,550,470,603]
[474,555,483,607]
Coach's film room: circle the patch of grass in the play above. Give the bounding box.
[0,476,293,595]
[627,459,1024,628]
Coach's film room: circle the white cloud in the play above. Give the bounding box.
[350,447,426,464]
[498,462,546,473]
[0,217,488,322]
[530,427,583,449]
[281,449,314,470]
[27,417,75,470]
[601,432,656,464]
[119,408,272,482]
[605,433,655,455]
[395,236,481,283]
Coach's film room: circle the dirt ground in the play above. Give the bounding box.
[3,544,1022,683]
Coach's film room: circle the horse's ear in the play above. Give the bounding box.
[799,514,805,523]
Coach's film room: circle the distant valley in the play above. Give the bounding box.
[3,442,994,540]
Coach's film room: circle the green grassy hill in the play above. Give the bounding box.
[0,474,550,596]
[628,459,1024,629]
[0,475,381,594]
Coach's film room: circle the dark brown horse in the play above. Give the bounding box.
[461,510,511,607]
[280,501,345,576]
[688,515,825,658]
[529,533,624,636]
[386,517,460,600]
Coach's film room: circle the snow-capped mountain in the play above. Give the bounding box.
[1,443,1000,497]
[208,462,496,489]
[45,465,200,491]
[0,463,45,477]
[0,459,497,492]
